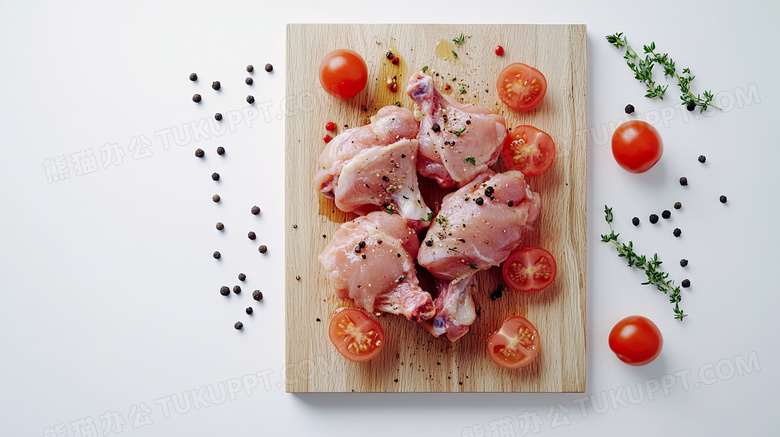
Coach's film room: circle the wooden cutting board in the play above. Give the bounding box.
[285,24,586,393]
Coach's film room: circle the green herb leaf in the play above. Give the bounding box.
[464,156,476,165]
[435,215,447,225]
[452,51,458,59]
[397,276,406,283]
[425,211,433,222]
[468,263,478,269]
[422,66,428,73]
[454,126,467,137]
[452,33,465,45]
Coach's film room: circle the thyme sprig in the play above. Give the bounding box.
[606,32,721,113]
[601,205,687,321]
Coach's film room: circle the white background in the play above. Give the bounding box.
[1,1,778,436]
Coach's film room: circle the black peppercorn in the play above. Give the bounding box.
[247,231,256,240]
[216,222,224,231]
[720,195,727,203]
[484,186,494,197]
[212,81,221,90]
[234,321,243,330]
[432,123,441,132]
[632,217,640,226]
[211,172,220,181]
[215,112,223,121]
[246,64,254,72]
[507,200,514,207]
[212,194,220,203]
[425,240,433,247]
[686,102,696,112]
[195,148,205,158]
[649,214,659,224]
[625,104,635,114]
[698,155,706,163]
[358,241,366,248]
[252,290,263,301]
[220,286,230,296]
[674,202,682,210]
[245,77,253,85]
[680,259,688,267]
[258,245,267,254]
[213,251,221,259]
[295,275,300,281]
[475,197,484,205]
[217,146,225,155]
[245,307,253,315]
[246,95,255,104]
[238,273,246,281]
[386,52,394,59]
[233,285,241,294]
[192,94,202,103]
[264,63,273,72]
[681,279,691,288]
[679,177,688,186]
[662,210,671,219]
[673,228,682,237]
[189,73,198,81]
[251,205,260,215]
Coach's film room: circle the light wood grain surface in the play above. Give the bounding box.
[285,24,587,393]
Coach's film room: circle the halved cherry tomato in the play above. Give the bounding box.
[319,49,368,99]
[328,308,385,362]
[500,125,556,177]
[608,315,663,366]
[496,63,547,111]
[502,247,557,292]
[487,316,540,369]
[611,120,663,173]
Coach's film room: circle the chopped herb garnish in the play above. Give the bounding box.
[452,33,465,45]
[454,126,466,137]
[448,247,458,252]
[459,87,466,94]
[425,211,433,222]
[452,51,458,59]
[422,66,428,73]
[394,101,401,107]
[464,156,476,165]
[601,205,687,320]
[384,204,395,214]
[435,215,447,225]
[397,276,406,283]
[468,263,478,269]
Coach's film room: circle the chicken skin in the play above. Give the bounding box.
[319,211,435,322]
[315,106,431,231]
[406,71,507,188]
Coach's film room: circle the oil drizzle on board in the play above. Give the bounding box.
[286,24,587,393]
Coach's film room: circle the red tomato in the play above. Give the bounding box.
[328,308,385,362]
[318,49,368,99]
[496,63,547,111]
[500,125,556,177]
[608,315,663,366]
[487,316,541,369]
[611,120,663,173]
[502,248,557,292]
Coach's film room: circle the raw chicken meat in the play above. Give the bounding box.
[315,106,431,231]
[319,211,435,322]
[427,274,477,341]
[418,170,541,281]
[418,170,541,341]
[406,71,507,188]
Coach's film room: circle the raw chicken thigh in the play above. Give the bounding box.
[418,170,541,341]
[319,211,435,322]
[406,71,507,188]
[315,106,431,231]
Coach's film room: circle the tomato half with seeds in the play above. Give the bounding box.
[500,125,556,177]
[328,308,385,362]
[319,49,368,99]
[487,316,541,369]
[608,315,663,366]
[496,63,547,111]
[502,247,557,292]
